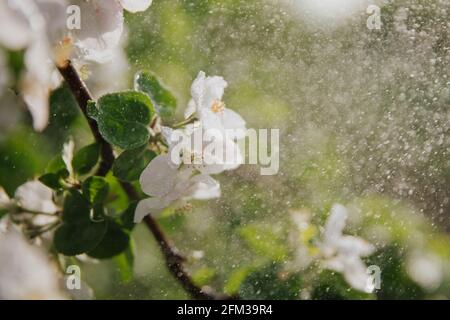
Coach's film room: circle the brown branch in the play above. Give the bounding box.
[56,61,114,176]
[57,60,232,300]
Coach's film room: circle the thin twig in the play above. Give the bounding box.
[56,60,232,300]
[56,61,114,176]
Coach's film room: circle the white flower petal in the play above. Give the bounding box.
[201,75,228,110]
[22,35,54,131]
[72,0,124,63]
[35,0,68,44]
[0,229,66,299]
[338,236,375,257]
[22,76,51,132]
[0,0,32,50]
[62,138,75,177]
[139,155,179,197]
[341,256,372,293]
[15,181,58,214]
[186,175,221,200]
[190,71,206,110]
[190,71,228,112]
[161,126,174,143]
[222,108,247,139]
[134,197,170,222]
[119,0,152,13]
[184,99,197,119]
[323,203,348,244]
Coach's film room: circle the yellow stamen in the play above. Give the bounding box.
[211,100,226,113]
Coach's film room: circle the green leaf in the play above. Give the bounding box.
[82,176,109,205]
[87,91,155,149]
[120,202,138,231]
[39,173,63,190]
[134,71,177,119]
[224,266,253,296]
[114,242,135,283]
[55,188,108,256]
[112,146,156,182]
[72,143,100,175]
[192,267,216,287]
[239,264,301,300]
[40,155,70,190]
[45,155,69,178]
[88,220,130,259]
[62,189,91,224]
[54,220,107,256]
[239,224,288,261]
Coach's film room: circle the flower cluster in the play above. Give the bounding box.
[134,71,247,222]
[0,0,152,131]
[290,204,375,293]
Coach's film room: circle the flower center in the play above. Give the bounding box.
[211,100,226,113]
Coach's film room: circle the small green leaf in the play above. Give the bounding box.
[88,220,130,259]
[72,143,100,175]
[88,91,155,149]
[134,71,177,119]
[39,173,63,190]
[112,146,156,182]
[55,188,108,256]
[120,202,138,231]
[82,176,109,205]
[45,155,69,178]
[62,189,91,224]
[224,267,253,296]
[54,220,107,256]
[192,267,216,287]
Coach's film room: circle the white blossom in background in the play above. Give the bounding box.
[406,251,443,291]
[14,181,58,214]
[185,71,247,140]
[0,229,66,299]
[69,0,151,63]
[87,38,131,98]
[319,204,375,292]
[0,0,152,131]
[134,155,220,222]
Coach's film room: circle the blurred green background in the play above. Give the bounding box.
[0,0,449,299]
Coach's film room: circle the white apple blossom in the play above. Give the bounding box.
[134,154,220,222]
[162,123,244,175]
[0,229,66,299]
[14,181,58,214]
[320,204,375,292]
[185,71,247,140]
[0,0,152,131]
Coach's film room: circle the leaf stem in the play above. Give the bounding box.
[56,60,233,300]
